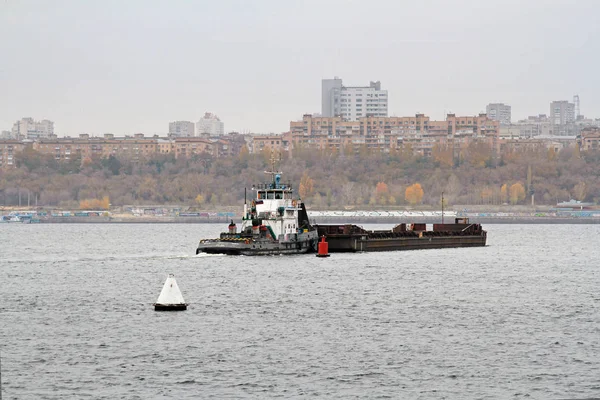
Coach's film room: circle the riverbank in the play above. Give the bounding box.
[6,215,598,224]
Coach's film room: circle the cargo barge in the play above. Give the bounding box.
[313,218,486,252]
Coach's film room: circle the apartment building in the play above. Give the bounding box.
[321,78,388,120]
[31,134,227,163]
[34,134,159,162]
[250,134,291,154]
[0,140,25,168]
[486,103,512,125]
[550,101,575,125]
[196,112,224,136]
[287,113,499,156]
[580,127,600,151]
[168,121,195,137]
[11,118,54,140]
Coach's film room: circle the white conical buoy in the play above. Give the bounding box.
[154,274,187,311]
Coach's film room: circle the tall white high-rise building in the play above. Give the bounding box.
[196,112,224,136]
[321,77,388,120]
[11,118,54,139]
[168,121,195,137]
[486,103,511,125]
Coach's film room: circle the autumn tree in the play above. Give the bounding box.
[432,144,453,168]
[500,183,508,204]
[79,196,110,210]
[572,181,587,201]
[375,181,389,205]
[405,183,424,205]
[443,174,461,205]
[480,187,494,204]
[465,142,492,168]
[509,183,526,205]
[299,172,315,199]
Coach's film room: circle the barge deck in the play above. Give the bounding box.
[314,218,486,252]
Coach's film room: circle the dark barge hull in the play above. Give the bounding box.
[314,219,487,252]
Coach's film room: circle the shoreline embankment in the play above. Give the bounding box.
[25,216,600,224]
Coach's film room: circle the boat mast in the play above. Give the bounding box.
[441,191,445,224]
[264,151,282,188]
[243,187,247,218]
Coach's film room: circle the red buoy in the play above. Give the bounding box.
[316,235,330,257]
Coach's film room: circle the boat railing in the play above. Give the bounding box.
[253,182,293,190]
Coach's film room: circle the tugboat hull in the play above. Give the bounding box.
[196,232,319,256]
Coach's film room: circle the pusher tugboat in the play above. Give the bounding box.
[196,158,319,256]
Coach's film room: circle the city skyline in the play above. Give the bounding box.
[1,0,599,136]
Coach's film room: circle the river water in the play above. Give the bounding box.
[1,223,599,399]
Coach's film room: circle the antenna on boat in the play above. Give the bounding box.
[441,191,445,224]
[264,151,282,187]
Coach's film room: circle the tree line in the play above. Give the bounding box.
[1,142,599,209]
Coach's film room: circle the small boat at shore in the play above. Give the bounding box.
[196,158,319,256]
[0,215,23,223]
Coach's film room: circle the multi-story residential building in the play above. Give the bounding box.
[250,134,291,154]
[173,137,215,158]
[550,101,575,126]
[1,131,11,139]
[321,78,388,120]
[168,121,195,137]
[285,113,499,157]
[11,118,54,140]
[321,77,342,118]
[34,134,159,163]
[580,127,600,151]
[503,115,554,138]
[0,140,26,168]
[498,136,575,154]
[32,134,227,163]
[486,103,511,125]
[196,112,224,136]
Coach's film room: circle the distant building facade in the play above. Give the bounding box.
[580,127,600,151]
[168,121,195,137]
[321,77,388,120]
[486,103,511,125]
[286,113,499,157]
[0,140,25,168]
[550,100,576,135]
[196,112,224,136]
[11,118,54,140]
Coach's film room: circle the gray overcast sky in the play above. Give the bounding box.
[1,0,599,136]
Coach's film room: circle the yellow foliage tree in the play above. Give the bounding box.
[480,187,493,204]
[299,172,315,199]
[405,183,424,205]
[375,181,389,204]
[432,144,453,168]
[195,194,205,205]
[79,196,110,210]
[509,183,526,205]
[500,184,508,204]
